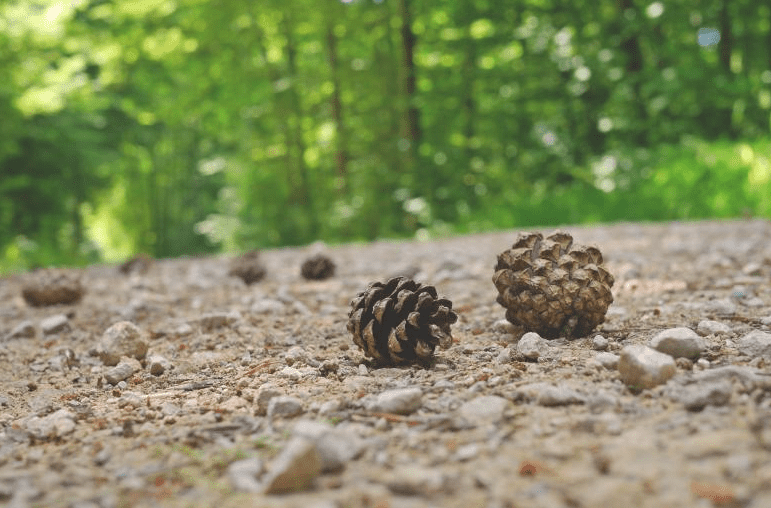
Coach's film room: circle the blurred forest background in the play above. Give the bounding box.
[1,0,771,273]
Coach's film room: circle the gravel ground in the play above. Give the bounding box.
[1,219,771,508]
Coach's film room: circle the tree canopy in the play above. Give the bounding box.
[1,0,770,272]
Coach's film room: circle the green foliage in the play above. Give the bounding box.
[1,0,771,273]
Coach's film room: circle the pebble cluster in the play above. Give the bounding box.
[0,220,770,507]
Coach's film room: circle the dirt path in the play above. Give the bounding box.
[1,219,771,508]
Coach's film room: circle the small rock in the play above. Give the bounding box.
[196,311,240,331]
[386,465,447,495]
[267,396,304,419]
[494,347,512,364]
[293,420,365,472]
[99,321,148,366]
[741,297,765,308]
[369,388,422,415]
[536,385,586,406]
[284,346,309,366]
[457,395,508,425]
[5,321,35,340]
[279,366,303,380]
[492,319,517,334]
[742,262,763,276]
[592,335,609,351]
[618,345,676,392]
[704,298,737,315]
[251,299,284,314]
[104,359,140,385]
[737,330,771,358]
[41,314,70,335]
[147,354,171,376]
[675,381,732,411]
[649,327,704,359]
[696,320,731,336]
[596,352,620,369]
[256,385,282,416]
[227,457,263,493]
[262,438,321,494]
[517,332,548,360]
[454,443,480,461]
[24,409,76,439]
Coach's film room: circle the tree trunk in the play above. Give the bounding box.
[325,16,348,191]
[398,0,421,166]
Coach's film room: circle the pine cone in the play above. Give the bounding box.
[347,277,458,365]
[228,250,266,285]
[301,254,336,280]
[22,269,84,307]
[492,231,614,338]
[119,253,152,275]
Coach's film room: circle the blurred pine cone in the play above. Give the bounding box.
[347,277,458,365]
[301,254,336,280]
[119,253,152,275]
[22,269,84,307]
[492,231,614,338]
[228,250,266,285]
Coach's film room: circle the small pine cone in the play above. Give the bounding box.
[492,231,614,339]
[301,254,336,280]
[347,277,458,365]
[228,250,266,285]
[119,253,152,275]
[22,269,84,307]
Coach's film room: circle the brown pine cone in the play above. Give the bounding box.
[301,254,336,280]
[492,231,614,338]
[347,277,458,365]
[22,269,84,307]
[228,250,266,285]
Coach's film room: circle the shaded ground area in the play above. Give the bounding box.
[1,219,771,508]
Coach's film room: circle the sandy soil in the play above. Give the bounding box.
[1,218,771,508]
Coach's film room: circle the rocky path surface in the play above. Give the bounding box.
[1,219,771,508]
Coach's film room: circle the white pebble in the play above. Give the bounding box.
[649,327,705,359]
[696,320,731,336]
[596,352,620,369]
[369,388,422,415]
[592,335,609,351]
[737,330,771,357]
[618,345,676,391]
[517,332,548,360]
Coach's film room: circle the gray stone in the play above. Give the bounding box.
[267,396,304,419]
[293,420,365,472]
[457,395,508,425]
[518,332,548,360]
[696,320,731,336]
[256,385,282,416]
[227,457,263,493]
[596,352,620,369]
[592,335,609,351]
[196,311,240,331]
[24,409,76,439]
[675,381,732,411]
[618,345,676,391]
[737,330,771,357]
[369,388,422,415]
[704,298,738,315]
[99,321,148,366]
[41,314,69,335]
[536,385,586,406]
[649,327,704,359]
[261,438,321,494]
[494,346,513,364]
[104,359,139,385]
[5,320,35,340]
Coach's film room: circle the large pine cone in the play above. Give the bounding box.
[493,231,614,338]
[347,277,458,365]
